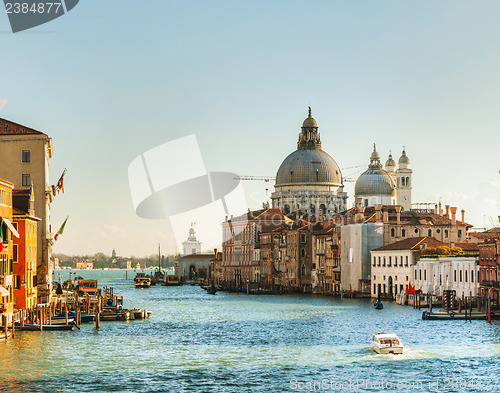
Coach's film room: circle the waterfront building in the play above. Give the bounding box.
[370,237,445,299]
[221,208,288,289]
[339,202,471,297]
[311,221,341,294]
[478,239,500,306]
[12,187,40,310]
[411,255,479,298]
[0,118,55,303]
[340,207,384,296]
[0,178,19,322]
[178,227,212,281]
[271,108,348,217]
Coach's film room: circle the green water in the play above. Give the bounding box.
[1,269,500,392]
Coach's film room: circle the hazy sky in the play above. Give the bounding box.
[1,1,499,257]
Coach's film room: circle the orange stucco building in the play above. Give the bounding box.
[13,187,40,310]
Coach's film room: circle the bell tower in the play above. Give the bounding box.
[395,148,412,211]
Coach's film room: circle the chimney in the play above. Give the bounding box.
[375,204,382,222]
[445,205,450,219]
[383,208,389,223]
[395,205,402,225]
[214,248,218,256]
[434,204,438,215]
[438,201,442,216]
[450,207,457,225]
[355,206,365,223]
[461,209,465,223]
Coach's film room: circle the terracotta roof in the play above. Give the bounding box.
[0,117,47,136]
[372,237,446,252]
[342,205,472,228]
[455,242,479,252]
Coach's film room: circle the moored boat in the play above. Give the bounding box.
[374,300,383,309]
[371,332,403,354]
[54,311,95,323]
[15,322,75,331]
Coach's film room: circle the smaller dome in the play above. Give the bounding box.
[370,144,381,162]
[355,170,395,196]
[302,106,317,128]
[385,153,396,168]
[399,149,410,165]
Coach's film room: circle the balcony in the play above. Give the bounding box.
[481,280,500,288]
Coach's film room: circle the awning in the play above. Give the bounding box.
[1,217,19,238]
[0,286,9,297]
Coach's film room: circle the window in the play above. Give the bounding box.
[22,150,31,163]
[414,270,417,280]
[300,234,306,243]
[378,257,381,266]
[424,270,426,280]
[405,256,408,266]
[402,229,406,237]
[465,270,468,283]
[383,257,386,267]
[391,228,395,237]
[301,264,306,276]
[460,270,462,282]
[458,230,462,238]
[419,270,421,280]
[445,230,449,238]
[301,248,305,258]
[454,270,457,282]
[373,257,376,266]
[388,256,391,267]
[471,271,474,282]
[395,256,398,266]
[428,229,432,236]
[13,245,18,262]
[22,174,31,187]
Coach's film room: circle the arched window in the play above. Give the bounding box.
[319,204,327,216]
[301,248,306,258]
[391,228,395,237]
[402,229,406,237]
[406,177,410,186]
[373,257,376,266]
[471,271,474,282]
[428,229,432,236]
[458,230,462,238]
[310,204,316,215]
[378,257,381,266]
[301,264,306,277]
[284,204,290,214]
[445,230,449,238]
[401,177,405,187]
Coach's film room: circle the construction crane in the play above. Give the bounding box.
[234,176,275,182]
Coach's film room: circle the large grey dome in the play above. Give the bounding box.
[355,169,395,196]
[276,149,342,186]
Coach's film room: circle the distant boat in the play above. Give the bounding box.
[163,275,182,286]
[134,273,152,288]
[374,300,383,309]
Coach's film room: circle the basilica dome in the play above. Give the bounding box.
[275,149,342,187]
[355,145,395,196]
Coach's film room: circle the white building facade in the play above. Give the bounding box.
[411,256,479,298]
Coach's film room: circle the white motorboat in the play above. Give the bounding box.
[370,332,403,354]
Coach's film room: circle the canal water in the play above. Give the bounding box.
[1,270,500,392]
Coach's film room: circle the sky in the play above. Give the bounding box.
[1,0,499,257]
